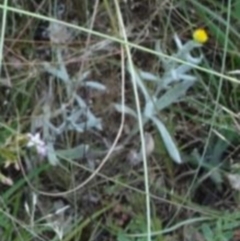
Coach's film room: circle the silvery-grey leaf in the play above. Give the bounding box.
[76,70,91,82]
[139,71,160,82]
[67,121,84,132]
[173,34,183,49]
[47,122,66,135]
[114,103,137,118]
[127,63,150,102]
[151,116,182,164]
[57,48,68,74]
[68,109,82,122]
[83,81,106,91]
[178,74,196,81]
[160,68,187,89]
[175,64,193,75]
[56,144,89,160]
[186,53,202,64]
[74,94,88,108]
[174,40,202,62]
[86,110,102,128]
[158,74,174,89]
[157,79,195,111]
[71,117,102,131]
[47,142,59,166]
[143,98,157,118]
[178,41,201,55]
[42,62,69,83]
[86,117,102,130]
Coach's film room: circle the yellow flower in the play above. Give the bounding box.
[193,28,208,44]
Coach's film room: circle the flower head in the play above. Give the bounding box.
[193,28,208,44]
[27,133,47,157]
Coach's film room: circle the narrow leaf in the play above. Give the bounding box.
[127,63,150,102]
[157,79,195,111]
[83,81,106,91]
[139,71,160,82]
[47,142,59,166]
[56,144,89,160]
[114,103,137,118]
[151,116,182,164]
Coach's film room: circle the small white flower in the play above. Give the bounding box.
[27,133,47,157]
